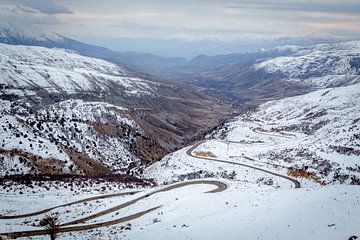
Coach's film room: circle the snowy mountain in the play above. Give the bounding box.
[0,23,64,46]
[1,80,359,239]
[0,43,155,100]
[135,79,360,240]
[0,23,187,73]
[155,41,360,108]
[254,41,360,88]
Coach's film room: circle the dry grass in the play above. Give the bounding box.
[91,122,126,138]
[63,147,110,176]
[287,168,325,185]
[194,151,217,158]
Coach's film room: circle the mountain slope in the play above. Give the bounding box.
[145,82,359,187]
[208,82,360,184]
[254,41,360,88]
[0,43,154,100]
[0,23,63,46]
[0,99,168,177]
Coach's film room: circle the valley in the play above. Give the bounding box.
[0,23,359,240]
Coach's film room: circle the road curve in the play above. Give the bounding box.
[252,128,296,139]
[0,207,160,239]
[60,180,226,227]
[187,141,300,189]
[244,119,296,139]
[0,191,140,220]
[0,180,227,239]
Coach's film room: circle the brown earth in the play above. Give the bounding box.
[62,147,110,176]
[0,149,65,174]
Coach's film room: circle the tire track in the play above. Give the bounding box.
[60,180,226,227]
[0,191,140,220]
[0,180,227,239]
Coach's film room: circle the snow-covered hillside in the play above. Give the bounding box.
[204,83,360,185]
[254,41,360,88]
[0,99,165,176]
[144,82,360,186]
[0,43,155,98]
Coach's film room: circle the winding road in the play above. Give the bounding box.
[0,180,226,239]
[188,119,300,188]
[0,118,301,238]
[0,191,140,220]
[187,141,300,189]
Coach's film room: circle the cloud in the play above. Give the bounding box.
[1,0,73,14]
[0,3,62,25]
[1,0,360,43]
[299,22,360,32]
[225,0,360,15]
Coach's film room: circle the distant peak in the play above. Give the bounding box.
[0,22,63,43]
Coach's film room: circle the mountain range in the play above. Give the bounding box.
[0,24,359,179]
[0,25,230,177]
[0,21,359,240]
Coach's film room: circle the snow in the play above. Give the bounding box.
[0,43,156,97]
[0,29,359,240]
[205,83,360,184]
[0,179,146,233]
[0,180,359,240]
[129,81,360,239]
[0,22,64,43]
[254,41,360,88]
[0,99,146,175]
[0,105,358,238]
[121,184,360,240]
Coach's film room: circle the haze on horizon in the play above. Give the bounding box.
[1,0,360,57]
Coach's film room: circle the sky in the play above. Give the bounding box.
[0,0,360,56]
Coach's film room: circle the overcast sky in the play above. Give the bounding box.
[1,0,360,42]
